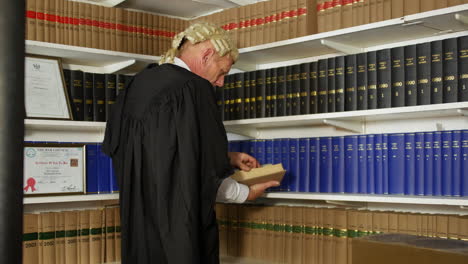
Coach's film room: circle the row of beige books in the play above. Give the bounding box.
[215,203,468,264]
[317,0,468,33]
[25,0,189,55]
[23,207,120,264]
[24,0,468,57]
[193,0,317,49]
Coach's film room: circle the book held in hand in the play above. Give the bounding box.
[230,164,285,186]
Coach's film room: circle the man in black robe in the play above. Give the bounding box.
[103,23,279,264]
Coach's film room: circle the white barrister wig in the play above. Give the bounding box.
[159,22,239,65]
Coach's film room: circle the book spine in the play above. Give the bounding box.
[431,40,444,104]
[404,0,420,15]
[405,44,418,106]
[98,145,111,193]
[286,66,293,116]
[358,135,367,194]
[320,137,333,193]
[236,73,245,120]
[382,134,389,194]
[367,51,378,109]
[345,135,358,193]
[224,76,231,121]
[84,3,92,48]
[327,57,336,113]
[345,54,357,111]
[452,130,462,196]
[433,132,443,196]
[276,67,286,117]
[462,130,468,196]
[388,133,405,194]
[70,70,84,121]
[281,138,291,191]
[265,139,274,165]
[256,139,266,166]
[367,134,375,194]
[93,73,106,122]
[272,139,282,190]
[458,36,468,101]
[332,136,345,193]
[256,70,266,118]
[335,56,345,112]
[310,62,318,114]
[271,68,279,117]
[374,134,383,194]
[105,74,116,121]
[416,132,426,195]
[83,72,94,122]
[442,131,453,196]
[78,3,86,46]
[250,71,257,119]
[62,69,76,120]
[91,5,100,49]
[357,52,368,110]
[391,46,405,107]
[417,43,431,105]
[309,137,320,192]
[300,63,311,115]
[249,139,256,158]
[299,138,310,192]
[244,72,251,119]
[424,132,437,196]
[377,49,391,108]
[289,138,300,192]
[443,38,458,103]
[292,64,301,115]
[405,133,415,195]
[26,0,37,41]
[318,59,329,113]
[265,69,272,118]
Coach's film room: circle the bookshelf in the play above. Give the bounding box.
[26,40,160,74]
[263,193,468,207]
[24,193,118,205]
[237,4,468,71]
[22,3,468,215]
[224,102,468,137]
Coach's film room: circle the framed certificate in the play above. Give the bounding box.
[25,55,73,120]
[23,143,86,195]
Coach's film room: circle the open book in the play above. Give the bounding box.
[230,163,286,186]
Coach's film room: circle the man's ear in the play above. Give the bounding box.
[201,48,216,65]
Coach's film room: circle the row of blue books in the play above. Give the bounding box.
[228,130,468,196]
[86,144,118,194]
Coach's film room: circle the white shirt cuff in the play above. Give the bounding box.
[216,177,249,203]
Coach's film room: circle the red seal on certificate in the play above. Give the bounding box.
[24,177,37,192]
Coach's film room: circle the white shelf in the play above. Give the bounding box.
[24,119,106,143]
[263,193,468,207]
[223,102,468,137]
[26,40,160,74]
[24,193,119,204]
[236,4,468,70]
[25,119,106,132]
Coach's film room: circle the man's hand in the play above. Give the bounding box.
[247,181,280,201]
[228,152,260,171]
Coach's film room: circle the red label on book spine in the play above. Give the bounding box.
[26,11,36,19]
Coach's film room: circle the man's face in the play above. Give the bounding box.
[202,53,233,87]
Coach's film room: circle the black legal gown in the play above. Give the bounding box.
[102,63,233,264]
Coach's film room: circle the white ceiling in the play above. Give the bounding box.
[117,0,237,19]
